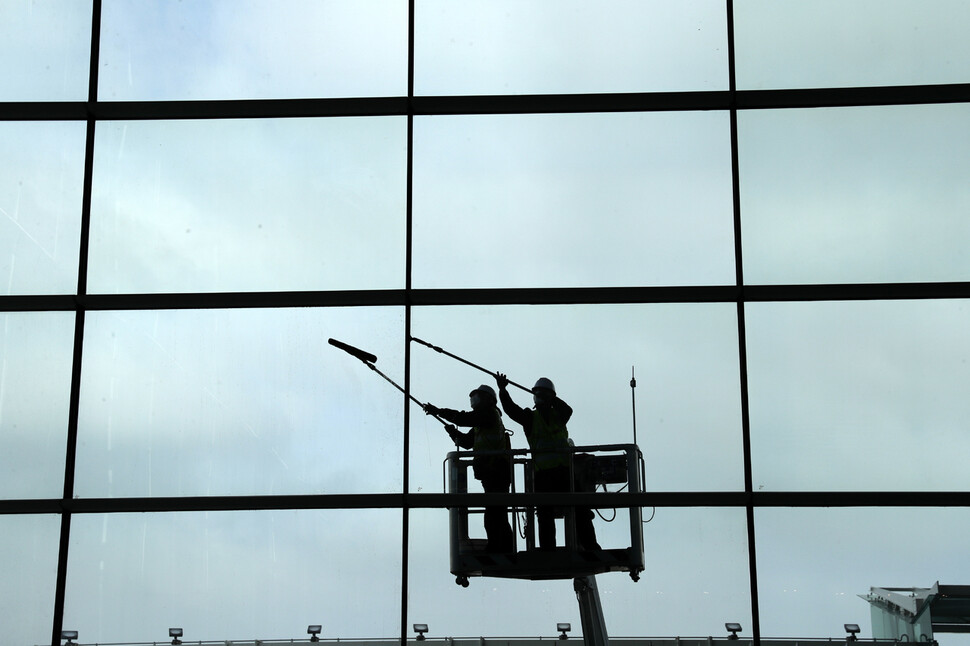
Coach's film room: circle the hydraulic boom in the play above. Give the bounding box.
[575,575,609,646]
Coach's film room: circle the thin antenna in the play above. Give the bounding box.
[630,366,637,447]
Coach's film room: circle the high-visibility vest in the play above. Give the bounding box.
[529,408,570,470]
[473,408,507,452]
[471,408,511,480]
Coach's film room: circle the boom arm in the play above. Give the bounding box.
[574,575,609,646]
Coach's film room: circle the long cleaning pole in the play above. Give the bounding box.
[409,336,533,393]
[328,338,452,429]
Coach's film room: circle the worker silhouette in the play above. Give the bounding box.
[495,373,600,551]
[424,385,515,553]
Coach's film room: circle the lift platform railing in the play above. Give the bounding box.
[443,444,646,586]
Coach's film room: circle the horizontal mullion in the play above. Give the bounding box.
[4,491,970,515]
[0,97,410,121]
[411,286,738,306]
[736,83,970,110]
[743,282,970,302]
[0,290,407,312]
[2,84,969,121]
[3,283,970,313]
[411,91,731,114]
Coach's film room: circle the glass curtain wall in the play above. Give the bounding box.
[2,1,969,645]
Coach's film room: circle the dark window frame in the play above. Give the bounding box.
[2,2,970,644]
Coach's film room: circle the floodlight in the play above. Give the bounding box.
[169,628,183,645]
[726,623,743,640]
[414,624,429,641]
[61,631,78,645]
[558,623,572,640]
[845,624,861,641]
[308,625,322,642]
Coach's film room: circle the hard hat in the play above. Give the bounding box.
[532,377,556,395]
[470,384,497,402]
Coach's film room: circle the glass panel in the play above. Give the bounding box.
[0,1,91,101]
[410,304,744,494]
[415,0,728,95]
[740,104,970,285]
[75,307,405,497]
[0,312,75,499]
[735,0,970,90]
[64,509,402,642]
[0,514,61,646]
[88,117,406,293]
[747,300,970,491]
[99,0,407,100]
[756,508,970,643]
[408,506,751,636]
[0,121,85,295]
[413,112,736,289]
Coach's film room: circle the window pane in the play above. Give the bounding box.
[747,300,970,491]
[89,118,406,293]
[76,308,405,497]
[0,514,60,646]
[0,1,91,101]
[0,312,75,499]
[413,113,735,289]
[735,0,970,90]
[410,304,744,494]
[99,0,407,100]
[415,0,728,95]
[409,507,751,636]
[740,104,970,285]
[64,509,402,642]
[756,508,970,641]
[0,122,85,295]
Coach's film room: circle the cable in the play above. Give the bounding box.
[593,483,621,522]
[594,506,617,522]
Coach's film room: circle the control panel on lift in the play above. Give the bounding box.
[445,443,645,587]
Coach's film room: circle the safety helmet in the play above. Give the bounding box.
[469,384,497,403]
[532,377,556,395]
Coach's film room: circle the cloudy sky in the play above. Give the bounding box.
[3,1,970,645]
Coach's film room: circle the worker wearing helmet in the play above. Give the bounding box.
[495,373,600,551]
[424,385,514,553]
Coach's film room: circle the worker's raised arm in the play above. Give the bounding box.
[496,373,530,427]
[423,404,490,450]
[424,404,491,428]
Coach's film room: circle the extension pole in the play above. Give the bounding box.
[365,361,427,410]
[328,338,452,429]
[409,336,533,393]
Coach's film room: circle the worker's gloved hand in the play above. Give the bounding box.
[445,424,460,442]
[495,372,509,390]
[423,403,440,417]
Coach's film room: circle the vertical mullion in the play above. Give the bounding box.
[725,0,761,644]
[401,0,416,642]
[52,1,101,645]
